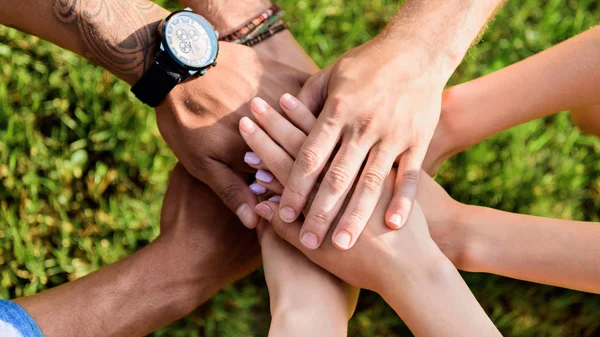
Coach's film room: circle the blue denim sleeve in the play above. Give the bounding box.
[0,300,44,337]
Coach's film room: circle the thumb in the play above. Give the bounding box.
[385,149,423,229]
[296,64,335,116]
[204,160,260,229]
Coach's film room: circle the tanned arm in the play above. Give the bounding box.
[0,0,167,85]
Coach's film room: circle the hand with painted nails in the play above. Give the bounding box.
[258,219,358,336]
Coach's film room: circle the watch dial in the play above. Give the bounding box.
[164,12,217,69]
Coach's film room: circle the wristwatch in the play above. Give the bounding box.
[132,8,219,107]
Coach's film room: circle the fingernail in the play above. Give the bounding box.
[239,117,256,134]
[254,203,274,221]
[333,230,352,250]
[268,195,281,202]
[279,206,297,223]
[389,213,403,229]
[300,232,319,249]
[256,169,274,183]
[244,152,261,165]
[236,204,256,228]
[249,183,267,195]
[251,97,268,114]
[281,93,298,110]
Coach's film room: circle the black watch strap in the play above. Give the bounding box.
[131,51,184,107]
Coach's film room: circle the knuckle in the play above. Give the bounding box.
[401,170,421,186]
[362,169,386,192]
[355,113,375,138]
[290,136,306,156]
[217,183,242,206]
[329,96,348,120]
[308,210,330,226]
[273,156,292,173]
[297,148,321,173]
[324,166,351,194]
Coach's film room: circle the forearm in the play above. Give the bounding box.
[383,0,506,80]
[14,237,211,337]
[0,0,167,85]
[443,26,600,153]
[383,252,500,337]
[459,205,600,294]
[269,308,347,337]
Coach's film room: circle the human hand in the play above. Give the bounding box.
[258,220,358,336]
[277,35,446,250]
[158,163,261,308]
[156,41,315,229]
[239,98,446,293]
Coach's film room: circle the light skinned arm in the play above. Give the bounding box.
[278,0,507,253]
[459,205,600,294]
[258,220,358,337]
[12,164,261,337]
[415,173,600,295]
[426,25,600,173]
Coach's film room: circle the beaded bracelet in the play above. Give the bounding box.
[219,4,280,42]
[242,22,288,47]
[231,12,284,44]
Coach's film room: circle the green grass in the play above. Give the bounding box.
[1,0,600,336]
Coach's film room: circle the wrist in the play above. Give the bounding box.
[182,0,272,34]
[270,306,348,337]
[454,204,493,274]
[381,252,457,308]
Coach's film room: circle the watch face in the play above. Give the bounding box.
[162,12,218,70]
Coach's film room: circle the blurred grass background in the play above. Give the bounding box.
[1,0,600,336]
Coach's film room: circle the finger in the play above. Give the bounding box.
[239,117,294,185]
[255,169,284,195]
[203,160,259,229]
[254,201,307,253]
[280,93,317,136]
[250,97,307,157]
[385,147,425,229]
[333,145,395,250]
[299,141,369,249]
[244,151,268,171]
[296,64,334,115]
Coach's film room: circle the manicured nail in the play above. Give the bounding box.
[249,183,267,195]
[236,203,256,228]
[300,232,319,249]
[244,152,261,165]
[281,93,298,110]
[279,206,297,223]
[333,230,352,250]
[268,195,281,202]
[239,117,256,134]
[254,203,274,221]
[251,97,268,114]
[256,169,274,183]
[388,213,403,229]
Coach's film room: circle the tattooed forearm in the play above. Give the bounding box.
[53,0,168,84]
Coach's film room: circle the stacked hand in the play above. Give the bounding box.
[276,35,446,250]
[157,34,317,229]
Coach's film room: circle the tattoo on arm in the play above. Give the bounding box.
[53,0,167,84]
